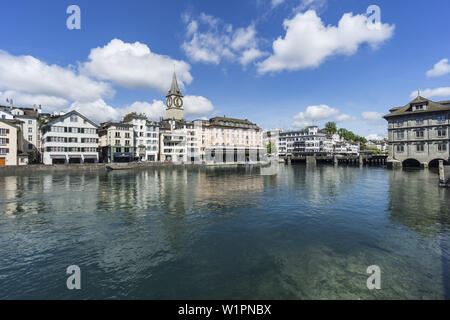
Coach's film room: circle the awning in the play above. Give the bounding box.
[51,155,66,159]
[84,155,98,159]
[69,155,82,159]
[114,153,133,158]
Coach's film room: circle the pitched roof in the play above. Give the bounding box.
[208,116,261,129]
[384,96,450,118]
[44,110,99,128]
[0,119,23,130]
[100,122,133,129]
[167,72,183,97]
[0,106,39,118]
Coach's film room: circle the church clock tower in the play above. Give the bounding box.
[166,72,184,121]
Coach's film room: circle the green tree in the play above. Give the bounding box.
[266,142,276,154]
[324,121,337,135]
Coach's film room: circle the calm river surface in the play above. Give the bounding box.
[0,164,449,299]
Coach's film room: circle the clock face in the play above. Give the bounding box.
[166,97,172,108]
[174,97,183,108]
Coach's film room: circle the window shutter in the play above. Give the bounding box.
[6,148,9,154]
[6,138,9,144]
[6,129,9,134]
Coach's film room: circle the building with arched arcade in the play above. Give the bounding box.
[384,96,450,168]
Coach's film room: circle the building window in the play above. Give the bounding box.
[70,115,78,122]
[28,120,32,125]
[396,131,404,139]
[28,135,33,142]
[416,118,424,124]
[437,129,447,137]
[414,104,426,111]
[28,143,33,150]
[415,130,424,138]
[437,115,446,123]
[416,144,425,152]
[438,144,447,152]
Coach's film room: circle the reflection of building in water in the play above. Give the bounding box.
[0,176,21,215]
[195,168,265,205]
[0,174,101,217]
[387,169,449,236]
[38,173,101,220]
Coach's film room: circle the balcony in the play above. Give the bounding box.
[164,136,184,142]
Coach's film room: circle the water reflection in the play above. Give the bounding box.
[0,165,449,299]
[388,169,450,236]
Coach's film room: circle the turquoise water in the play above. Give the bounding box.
[0,164,449,299]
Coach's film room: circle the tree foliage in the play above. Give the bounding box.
[321,124,366,143]
[266,141,276,154]
[324,121,337,134]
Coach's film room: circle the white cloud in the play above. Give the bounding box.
[123,100,167,120]
[183,95,214,117]
[362,111,384,121]
[366,134,384,141]
[68,95,214,124]
[0,50,113,102]
[182,14,264,67]
[80,39,193,92]
[295,0,328,12]
[69,99,123,123]
[335,114,356,122]
[271,0,285,8]
[293,104,339,127]
[410,87,450,99]
[240,48,267,66]
[257,10,394,74]
[0,90,68,109]
[426,58,450,77]
[292,104,358,128]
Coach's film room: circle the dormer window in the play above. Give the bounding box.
[413,104,427,111]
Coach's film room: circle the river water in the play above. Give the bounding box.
[0,164,449,299]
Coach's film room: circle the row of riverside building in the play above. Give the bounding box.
[263,95,449,168]
[0,73,265,166]
[263,126,378,159]
[3,75,446,168]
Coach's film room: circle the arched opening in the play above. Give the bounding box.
[402,158,421,168]
[429,158,449,168]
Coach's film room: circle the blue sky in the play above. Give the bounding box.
[1,0,450,139]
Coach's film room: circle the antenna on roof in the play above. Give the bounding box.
[418,89,421,97]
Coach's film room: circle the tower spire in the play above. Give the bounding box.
[167,72,183,97]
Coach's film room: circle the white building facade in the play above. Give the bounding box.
[123,114,159,161]
[41,111,99,165]
[9,107,40,163]
[279,127,360,157]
